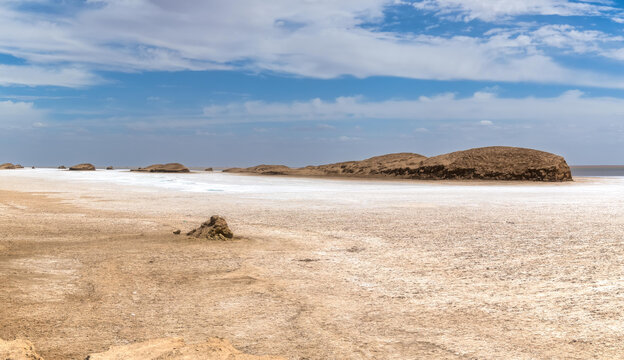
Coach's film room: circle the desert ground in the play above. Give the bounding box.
[1,170,623,359]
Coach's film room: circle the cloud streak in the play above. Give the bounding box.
[1,1,624,87]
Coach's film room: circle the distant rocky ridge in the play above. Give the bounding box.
[1,337,283,360]
[132,163,190,173]
[69,163,96,171]
[0,163,17,169]
[224,147,572,182]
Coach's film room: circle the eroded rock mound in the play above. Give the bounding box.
[187,215,233,240]
[0,338,44,360]
[205,167,213,171]
[86,337,284,360]
[224,147,572,181]
[132,163,190,173]
[0,163,16,169]
[58,165,66,169]
[69,163,96,171]
[414,146,572,181]
[15,164,24,169]
[224,165,292,175]
[106,166,114,170]
[300,152,428,177]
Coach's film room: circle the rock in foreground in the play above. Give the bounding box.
[69,163,96,171]
[224,147,572,182]
[187,215,234,240]
[132,163,190,173]
[0,338,44,360]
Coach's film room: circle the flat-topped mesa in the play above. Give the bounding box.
[0,163,17,169]
[69,163,96,171]
[413,146,572,181]
[132,163,190,173]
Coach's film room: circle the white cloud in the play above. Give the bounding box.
[0,65,98,87]
[201,90,624,124]
[0,1,623,87]
[0,100,46,129]
[413,0,615,21]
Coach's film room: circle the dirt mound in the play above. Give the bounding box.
[69,163,96,171]
[187,215,234,240]
[224,165,292,175]
[0,338,44,360]
[86,337,284,360]
[414,146,572,181]
[132,163,190,173]
[0,163,17,169]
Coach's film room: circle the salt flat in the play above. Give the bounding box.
[1,169,623,359]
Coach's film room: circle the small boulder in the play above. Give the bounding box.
[106,166,114,170]
[187,215,233,240]
[204,167,213,171]
[69,163,96,171]
[58,165,66,169]
[173,229,181,235]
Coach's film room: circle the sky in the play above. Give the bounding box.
[1,0,624,166]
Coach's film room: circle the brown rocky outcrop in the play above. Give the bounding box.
[414,146,572,181]
[205,167,213,171]
[132,163,190,173]
[0,338,44,360]
[15,164,24,169]
[224,165,292,175]
[106,166,114,170]
[0,163,17,169]
[58,165,66,169]
[187,215,234,240]
[69,163,96,171]
[223,147,572,181]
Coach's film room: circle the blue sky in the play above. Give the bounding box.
[1,0,624,166]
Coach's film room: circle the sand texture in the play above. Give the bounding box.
[0,171,623,359]
[225,146,572,181]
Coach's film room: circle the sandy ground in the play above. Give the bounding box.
[1,172,623,359]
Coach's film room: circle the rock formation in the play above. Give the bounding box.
[410,146,572,181]
[58,165,66,169]
[205,167,213,171]
[0,338,44,360]
[224,147,572,182]
[224,164,292,175]
[0,163,16,169]
[106,166,114,170]
[132,163,190,173]
[187,215,234,240]
[69,163,96,171]
[15,164,24,169]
